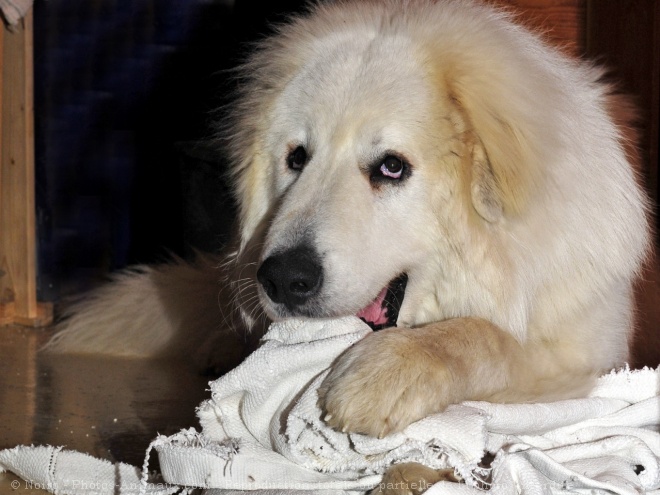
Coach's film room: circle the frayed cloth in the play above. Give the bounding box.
[0,445,178,495]
[2,317,660,494]
[154,317,660,494]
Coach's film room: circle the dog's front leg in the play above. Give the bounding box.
[318,317,584,438]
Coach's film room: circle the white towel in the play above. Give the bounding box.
[153,317,660,494]
[2,316,660,495]
[0,445,178,495]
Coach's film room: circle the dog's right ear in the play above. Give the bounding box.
[225,45,296,250]
[230,142,273,251]
[224,15,314,251]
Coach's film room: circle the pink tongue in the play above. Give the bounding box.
[356,287,389,326]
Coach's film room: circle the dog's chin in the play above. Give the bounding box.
[257,292,324,321]
[259,274,408,330]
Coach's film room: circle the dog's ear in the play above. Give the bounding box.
[225,21,310,251]
[230,142,273,251]
[451,82,548,221]
[445,53,558,221]
[469,136,503,223]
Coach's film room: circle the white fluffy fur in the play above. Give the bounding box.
[231,0,649,367]
[45,255,249,370]
[50,0,649,424]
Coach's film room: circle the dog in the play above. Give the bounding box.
[49,0,650,480]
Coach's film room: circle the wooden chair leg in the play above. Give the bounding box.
[0,11,52,328]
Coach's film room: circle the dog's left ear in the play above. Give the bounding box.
[453,84,546,221]
[469,136,503,223]
[447,54,557,222]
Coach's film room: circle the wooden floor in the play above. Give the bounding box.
[1,287,659,495]
[0,325,210,494]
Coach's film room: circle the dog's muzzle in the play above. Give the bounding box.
[257,246,323,312]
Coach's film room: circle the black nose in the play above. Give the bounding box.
[257,246,323,311]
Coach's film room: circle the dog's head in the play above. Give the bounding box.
[224,1,647,339]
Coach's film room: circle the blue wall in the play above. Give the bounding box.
[33,0,306,301]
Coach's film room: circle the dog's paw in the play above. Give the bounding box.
[317,328,456,437]
[370,462,459,495]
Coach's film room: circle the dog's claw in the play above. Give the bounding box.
[324,413,333,422]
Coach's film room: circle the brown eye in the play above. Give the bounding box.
[368,153,411,186]
[368,152,413,189]
[287,146,308,171]
[380,155,404,178]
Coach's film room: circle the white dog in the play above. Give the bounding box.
[50,0,649,453]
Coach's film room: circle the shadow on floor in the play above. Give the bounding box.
[0,325,210,471]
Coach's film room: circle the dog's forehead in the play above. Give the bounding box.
[272,33,433,140]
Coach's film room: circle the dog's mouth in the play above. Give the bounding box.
[356,274,408,331]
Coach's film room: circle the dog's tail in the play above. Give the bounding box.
[43,254,256,372]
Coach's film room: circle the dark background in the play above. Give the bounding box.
[33,0,307,301]
[33,0,659,308]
